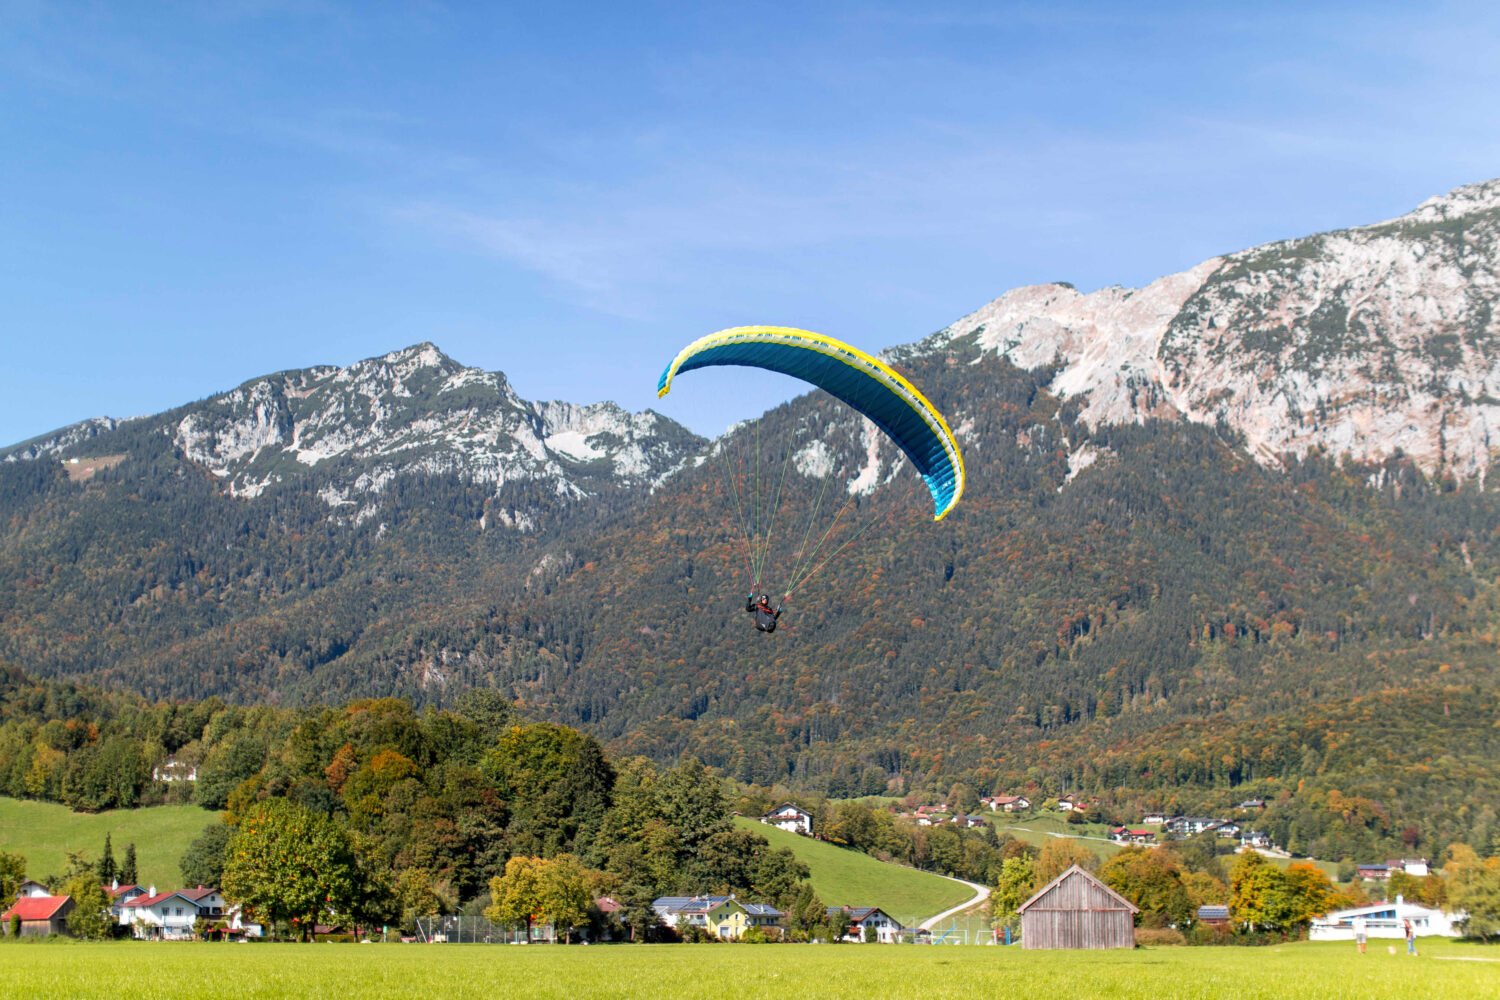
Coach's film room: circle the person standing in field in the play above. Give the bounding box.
[1353,913,1367,954]
[1403,918,1416,956]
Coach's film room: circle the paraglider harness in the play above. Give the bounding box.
[746,592,783,633]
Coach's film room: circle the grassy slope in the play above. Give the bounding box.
[0,797,215,889]
[4,939,1495,1000]
[735,817,973,922]
[987,813,1124,860]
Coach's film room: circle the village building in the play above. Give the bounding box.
[1310,899,1462,941]
[651,896,774,940]
[15,878,52,899]
[1110,827,1156,846]
[1356,863,1391,881]
[2,895,74,937]
[1388,858,1430,877]
[117,885,236,939]
[826,906,903,943]
[1017,865,1139,949]
[1196,904,1230,927]
[1237,798,1266,811]
[1165,816,1222,836]
[1240,830,1272,849]
[984,795,1031,812]
[1141,813,1168,826]
[152,757,198,782]
[740,902,785,933]
[761,803,813,835]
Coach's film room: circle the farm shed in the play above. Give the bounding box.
[1018,865,1138,949]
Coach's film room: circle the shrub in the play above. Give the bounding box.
[1134,927,1186,947]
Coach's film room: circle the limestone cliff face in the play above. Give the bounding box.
[8,343,703,529]
[927,178,1500,480]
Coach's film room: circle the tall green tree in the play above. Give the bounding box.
[221,799,359,941]
[180,823,234,888]
[59,874,112,940]
[485,855,547,939]
[95,834,116,886]
[119,843,138,886]
[0,850,27,907]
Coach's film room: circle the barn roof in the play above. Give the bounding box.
[2,895,72,921]
[1017,865,1139,914]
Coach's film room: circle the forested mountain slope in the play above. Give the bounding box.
[3,180,1500,859]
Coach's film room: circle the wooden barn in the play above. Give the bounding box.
[1018,865,1138,949]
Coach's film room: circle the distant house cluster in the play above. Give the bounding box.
[981,795,1031,812]
[896,804,986,828]
[649,895,904,942]
[3,879,260,940]
[1355,858,1430,880]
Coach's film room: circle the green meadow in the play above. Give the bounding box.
[4,939,1495,1000]
[734,816,973,921]
[0,797,214,889]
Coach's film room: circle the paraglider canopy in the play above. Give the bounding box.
[657,326,965,520]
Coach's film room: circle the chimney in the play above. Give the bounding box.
[1396,894,1404,906]
[111,878,118,890]
[148,884,156,897]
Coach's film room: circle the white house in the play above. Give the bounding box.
[15,879,51,899]
[761,803,813,835]
[827,906,904,943]
[117,886,234,939]
[1390,858,1430,877]
[1310,899,1462,941]
[1141,813,1168,826]
[152,757,198,782]
[985,795,1031,813]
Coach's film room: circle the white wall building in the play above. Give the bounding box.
[1310,899,1463,941]
[761,803,813,835]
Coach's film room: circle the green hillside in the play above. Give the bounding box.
[986,815,1123,861]
[733,816,973,922]
[0,797,214,890]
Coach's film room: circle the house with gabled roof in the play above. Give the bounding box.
[984,795,1031,812]
[761,803,813,835]
[2,895,74,936]
[1110,827,1156,846]
[826,905,903,943]
[14,878,51,900]
[1017,865,1138,949]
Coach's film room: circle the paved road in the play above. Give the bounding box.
[918,874,990,931]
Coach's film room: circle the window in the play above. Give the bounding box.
[175,908,183,917]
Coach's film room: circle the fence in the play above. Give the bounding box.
[407,915,1010,945]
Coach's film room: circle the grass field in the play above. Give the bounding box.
[986,814,1124,861]
[735,817,973,922]
[4,938,1495,1000]
[0,797,216,889]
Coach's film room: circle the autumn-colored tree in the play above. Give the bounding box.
[1099,846,1193,926]
[1446,844,1500,939]
[1033,838,1096,889]
[325,744,358,796]
[485,855,547,939]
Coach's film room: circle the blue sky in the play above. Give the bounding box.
[2,1,1498,446]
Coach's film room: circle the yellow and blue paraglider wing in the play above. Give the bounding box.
[657,326,964,519]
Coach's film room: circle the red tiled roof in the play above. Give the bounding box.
[181,886,219,902]
[121,890,197,909]
[3,895,71,921]
[108,884,143,898]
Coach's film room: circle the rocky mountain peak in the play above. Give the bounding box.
[925,177,1500,481]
